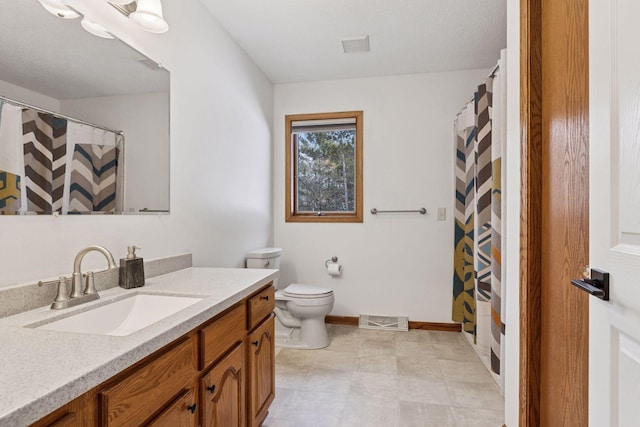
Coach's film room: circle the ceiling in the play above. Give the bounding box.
[200,0,507,84]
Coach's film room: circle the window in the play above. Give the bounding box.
[285,111,363,223]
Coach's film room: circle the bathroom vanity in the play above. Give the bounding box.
[0,268,277,427]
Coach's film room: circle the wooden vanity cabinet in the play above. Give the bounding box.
[247,315,275,427]
[200,343,246,427]
[29,283,275,427]
[99,336,197,427]
[246,286,275,427]
[146,388,198,427]
[30,408,77,427]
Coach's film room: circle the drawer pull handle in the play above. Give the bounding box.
[252,340,259,347]
[207,384,216,393]
[187,403,197,414]
[260,295,269,301]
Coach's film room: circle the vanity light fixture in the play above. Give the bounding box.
[37,0,79,19]
[129,0,169,34]
[37,0,169,37]
[81,18,115,39]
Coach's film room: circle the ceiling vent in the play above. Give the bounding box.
[341,35,370,53]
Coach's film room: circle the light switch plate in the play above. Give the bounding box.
[437,207,446,221]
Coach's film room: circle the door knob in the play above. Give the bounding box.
[207,384,216,393]
[571,267,609,300]
[187,403,197,414]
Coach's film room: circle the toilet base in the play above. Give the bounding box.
[274,315,330,349]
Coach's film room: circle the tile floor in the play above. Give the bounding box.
[262,325,504,427]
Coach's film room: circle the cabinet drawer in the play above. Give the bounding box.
[200,304,246,369]
[99,336,196,427]
[247,286,275,331]
[29,410,76,427]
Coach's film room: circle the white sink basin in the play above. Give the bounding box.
[33,294,203,336]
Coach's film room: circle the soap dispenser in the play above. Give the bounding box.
[119,246,145,289]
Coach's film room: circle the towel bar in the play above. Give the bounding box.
[370,208,427,215]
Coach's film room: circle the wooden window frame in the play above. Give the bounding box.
[285,111,363,223]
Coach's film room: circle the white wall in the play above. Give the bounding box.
[0,0,274,287]
[0,79,60,112]
[273,69,490,322]
[61,93,170,212]
[504,0,521,424]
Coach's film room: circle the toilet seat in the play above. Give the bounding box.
[283,283,333,299]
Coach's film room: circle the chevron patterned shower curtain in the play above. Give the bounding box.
[22,110,68,214]
[452,52,506,377]
[452,100,477,336]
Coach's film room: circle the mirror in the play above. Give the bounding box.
[0,0,169,215]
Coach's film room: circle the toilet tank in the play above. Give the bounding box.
[246,248,282,288]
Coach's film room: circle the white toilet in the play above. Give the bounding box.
[246,248,334,349]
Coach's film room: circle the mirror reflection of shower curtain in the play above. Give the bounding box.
[0,100,23,214]
[0,102,124,214]
[22,109,68,214]
[64,122,124,214]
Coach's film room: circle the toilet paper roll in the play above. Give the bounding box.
[327,263,342,276]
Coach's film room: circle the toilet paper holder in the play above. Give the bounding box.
[325,256,338,267]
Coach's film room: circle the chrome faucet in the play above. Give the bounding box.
[39,245,117,310]
[71,245,117,298]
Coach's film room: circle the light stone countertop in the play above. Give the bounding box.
[0,267,278,427]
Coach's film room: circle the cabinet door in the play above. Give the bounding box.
[147,388,197,427]
[201,343,245,427]
[248,316,275,427]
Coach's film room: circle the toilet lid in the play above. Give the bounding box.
[283,283,333,298]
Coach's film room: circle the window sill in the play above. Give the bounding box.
[285,213,363,223]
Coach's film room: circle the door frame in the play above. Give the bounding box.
[519,0,590,425]
[519,0,543,424]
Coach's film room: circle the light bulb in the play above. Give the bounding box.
[37,0,80,19]
[130,0,169,34]
[81,18,115,39]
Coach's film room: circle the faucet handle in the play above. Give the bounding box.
[38,276,70,288]
[84,271,97,295]
[39,276,71,305]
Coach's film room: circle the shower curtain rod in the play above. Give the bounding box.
[0,94,124,135]
[456,63,502,112]
[488,63,500,78]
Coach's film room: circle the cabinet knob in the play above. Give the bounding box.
[187,403,197,414]
[252,340,259,347]
[260,295,269,301]
[207,384,216,393]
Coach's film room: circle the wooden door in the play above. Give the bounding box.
[146,389,197,427]
[201,343,245,427]
[248,316,275,427]
[520,0,590,424]
[540,0,590,424]
[588,0,640,424]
